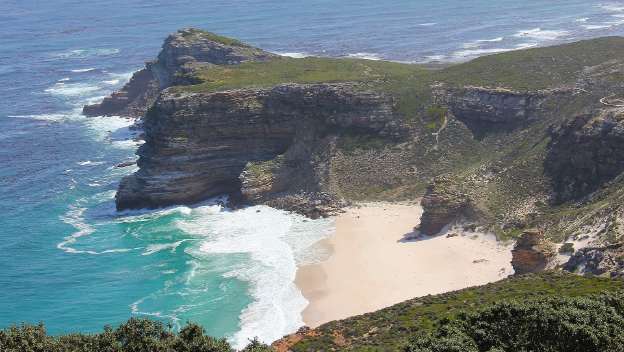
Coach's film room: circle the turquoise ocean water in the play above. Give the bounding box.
[2,0,624,347]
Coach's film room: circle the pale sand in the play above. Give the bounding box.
[295,202,513,327]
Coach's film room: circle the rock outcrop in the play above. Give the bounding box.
[511,229,557,275]
[115,83,400,212]
[564,242,624,278]
[83,28,277,117]
[437,86,551,136]
[546,107,624,203]
[419,177,473,235]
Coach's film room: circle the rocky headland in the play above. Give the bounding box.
[88,29,624,277]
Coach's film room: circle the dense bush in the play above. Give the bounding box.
[404,293,624,352]
[0,318,272,352]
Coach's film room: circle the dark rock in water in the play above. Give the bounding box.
[546,108,624,204]
[83,28,277,118]
[511,229,556,275]
[115,83,400,214]
[419,177,473,236]
[564,242,624,278]
[115,160,136,168]
[83,68,159,118]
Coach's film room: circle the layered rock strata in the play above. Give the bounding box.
[419,177,473,235]
[435,85,554,136]
[115,83,399,212]
[511,229,557,275]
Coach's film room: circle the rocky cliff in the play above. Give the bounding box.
[418,176,474,235]
[510,229,556,275]
[115,82,400,214]
[546,107,624,203]
[83,28,276,117]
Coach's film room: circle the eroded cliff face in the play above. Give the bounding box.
[511,229,557,275]
[83,28,277,117]
[436,85,555,137]
[546,107,624,203]
[115,83,400,213]
[419,176,474,235]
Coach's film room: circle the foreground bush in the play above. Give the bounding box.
[404,292,624,352]
[0,318,272,352]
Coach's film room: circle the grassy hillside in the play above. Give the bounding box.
[438,37,624,90]
[287,272,624,351]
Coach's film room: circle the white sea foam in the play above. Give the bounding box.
[418,22,437,26]
[345,52,382,60]
[103,79,120,85]
[142,240,188,256]
[45,82,101,97]
[576,17,590,23]
[583,23,614,29]
[600,3,624,13]
[462,37,504,49]
[276,52,310,58]
[9,109,84,123]
[54,48,120,59]
[58,205,138,255]
[78,160,106,166]
[513,28,569,41]
[71,68,97,73]
[82,115,136,142]
[176,205,334,349]
[58,77,70,82]
[452,42,537,60]
[107,71,135,81]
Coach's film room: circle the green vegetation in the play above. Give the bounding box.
[175,57,428,93]
[0,318,271,352]
[438,37,624,90]
[404,293,624,352]
[337,132,392,153]
[180,28,251,48]
[423,105,447,131]
[290,272,624,351]
[559,242,575,254]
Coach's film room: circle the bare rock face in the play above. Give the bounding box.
[511,229,557,275]
[115,83,400,212]
[437,86,551,137]
[564,243,624,278]
[83,28,277,117]
[546,108,624,203]
[419,177,472,235]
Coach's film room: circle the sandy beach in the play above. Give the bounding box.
[296,202,513,327]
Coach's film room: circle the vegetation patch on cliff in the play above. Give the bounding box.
[179,28,252,48]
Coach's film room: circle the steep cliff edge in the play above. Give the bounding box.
[116,83,400,214]
[83,28,276,117]
[546,107,624,203]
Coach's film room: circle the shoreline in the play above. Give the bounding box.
[295,202,513,327]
